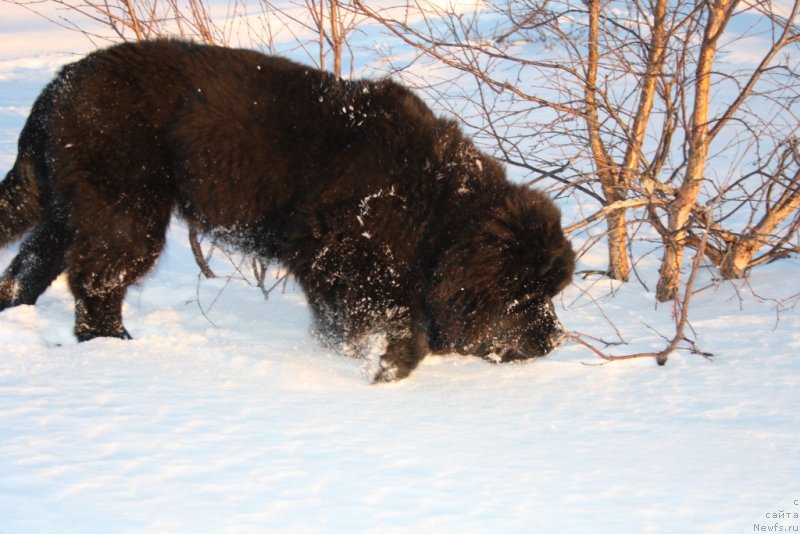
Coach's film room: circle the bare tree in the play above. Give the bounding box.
[3,0,225,43]
[354,0,800,302]
[255,0,359,76]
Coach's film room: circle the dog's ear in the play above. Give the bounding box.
[480,186,575,297]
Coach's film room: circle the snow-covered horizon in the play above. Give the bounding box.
[1,3,799,532]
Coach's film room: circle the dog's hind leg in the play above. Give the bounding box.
[65,192,172,342]
[0,214,73,311]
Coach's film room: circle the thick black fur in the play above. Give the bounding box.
[0,40,575,381]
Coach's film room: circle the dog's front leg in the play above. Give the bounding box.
[372,326,429,383]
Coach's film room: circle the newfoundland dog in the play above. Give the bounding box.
[0,40,574,381]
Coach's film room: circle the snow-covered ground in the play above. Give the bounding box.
[1,4,799,532]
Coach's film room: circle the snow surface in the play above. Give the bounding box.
[1,5,799,532]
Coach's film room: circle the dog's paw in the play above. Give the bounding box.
[371,359,411,384]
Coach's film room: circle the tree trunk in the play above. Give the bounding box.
[330,0,343,77]
[655,0,735,302]
[608,0,666,283]
[586,0,630,281]
[605,210,630,280]
[719,242,756,279]
[719,166,800,278]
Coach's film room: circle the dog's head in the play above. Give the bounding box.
[429,185,575,362]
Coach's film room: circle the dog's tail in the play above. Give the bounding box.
[0,78,57,250]
[0,151,41,249]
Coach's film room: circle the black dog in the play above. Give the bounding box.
[0,40,574,381]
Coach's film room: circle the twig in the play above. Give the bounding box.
[189,227,216,279]
[570,227,712,364]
